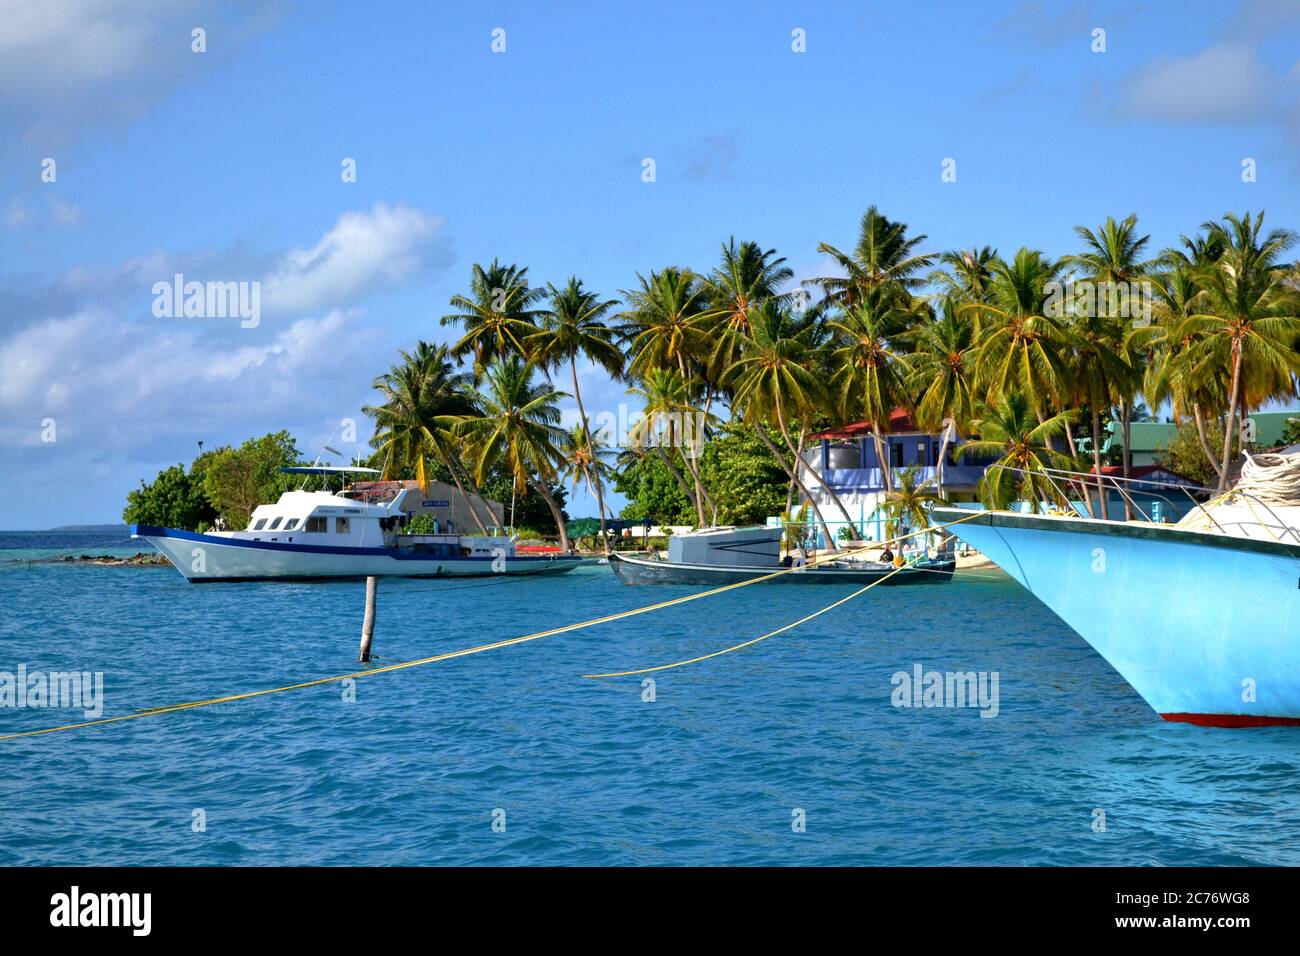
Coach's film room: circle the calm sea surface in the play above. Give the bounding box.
[2,529,1298,866]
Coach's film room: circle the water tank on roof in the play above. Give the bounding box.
[827,441,860,470]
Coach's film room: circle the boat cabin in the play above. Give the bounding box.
[238,490,405,547]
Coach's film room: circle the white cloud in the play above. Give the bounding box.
[0,201,454,526]
[5,192,86,230]
[49,197,84,229]
[0,0,282,160]
[261,203,449,316]
[1118,43,1296,124]
[4,196,33,229]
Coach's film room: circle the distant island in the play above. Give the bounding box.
[47,523,131,533]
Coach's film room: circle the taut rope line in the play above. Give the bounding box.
[582,563,909,678]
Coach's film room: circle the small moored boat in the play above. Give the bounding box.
[133,467,584,582]
[608,525,955,586]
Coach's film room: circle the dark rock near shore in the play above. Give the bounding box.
[53,552,169,566]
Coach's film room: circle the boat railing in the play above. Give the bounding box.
[986,464,1300,546]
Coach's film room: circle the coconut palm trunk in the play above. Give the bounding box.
[440,453,492,535]
[653,443,702,522]
[786,429,806,513]
[569,356,611,554]
[871,423,893,494]
[700,387,720,525]
[673,355,718,524]
[1120,399,1134,520]
[530,479,571,552]
[1192,403,1224,483]
[753,424,837,551]
[1218,345,1243,490]
[1090,408,1109,520]
[935,419,954,501]
[774,401,860,539]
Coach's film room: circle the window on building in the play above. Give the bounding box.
[252,518,267,530]
[305,516,327,533]
[335,517,350,534]
[917,442,928,466]
[891,443,903,467]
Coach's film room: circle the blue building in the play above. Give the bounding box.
[785,409,995,544]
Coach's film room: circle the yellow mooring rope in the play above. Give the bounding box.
[0,512,986,743]
[582,562,909,678]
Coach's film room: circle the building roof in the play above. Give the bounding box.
[1109,411,1300,452]
[1086,464,1180,479]
[1083,464,1202,486]
[808,409,928,440]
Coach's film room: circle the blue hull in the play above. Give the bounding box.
[934,508,1300,726]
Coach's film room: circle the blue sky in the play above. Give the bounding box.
[3,0,1299,528]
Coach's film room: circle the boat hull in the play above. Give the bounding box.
[133,526,584,582]
[608,553,955,586]
[934,508,1300,726]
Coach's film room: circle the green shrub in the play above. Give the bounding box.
[404,514,437,535]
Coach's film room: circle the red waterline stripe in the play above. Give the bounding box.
[1161,712,1300,728]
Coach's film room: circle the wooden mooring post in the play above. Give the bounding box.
[358,575,378,662]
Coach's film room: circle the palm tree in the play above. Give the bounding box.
[956,392,1079,512]
[806,205,936,314]
[827,287,917,494]
[561,421,617,548]
[929,246,998,305]
[882,466,943,547]
[619,267,718,520]
[626,367,710,525]
[364,342,495,534]
[456,356,574,550]
[726,301,853,545]
[620,267,712,378]
[529,277,623,551]
[1062,308,1130,518]
[1134,261,1230,482]
[970,248,1070,421]
[441,260,548,371]
[1062,214,1154,516]
[904,295,978,499]
[1176,212,1300,488]
[703,237,794,379]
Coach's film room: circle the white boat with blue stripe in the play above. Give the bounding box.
[132,468,583,582]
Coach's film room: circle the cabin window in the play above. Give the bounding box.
[268,517,283,530]
[283,518,299,531]
[305,517,327,533]
[335,517,350,534]
[252,518,267,530]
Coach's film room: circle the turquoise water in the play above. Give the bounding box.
[3,531,1299,866]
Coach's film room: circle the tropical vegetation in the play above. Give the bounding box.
[129,206,1300,547]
